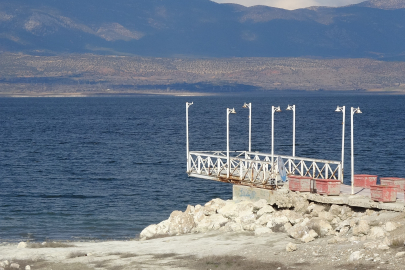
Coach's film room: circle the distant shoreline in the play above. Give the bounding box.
[0,89,404,98]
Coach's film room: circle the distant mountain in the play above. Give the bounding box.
[0,0,405,59]
[357,0,405,9]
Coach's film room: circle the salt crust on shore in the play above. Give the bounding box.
[1,197,405,269]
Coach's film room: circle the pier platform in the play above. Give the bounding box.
[233,184,405,212]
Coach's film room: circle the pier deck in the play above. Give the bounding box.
[233,184,405,212]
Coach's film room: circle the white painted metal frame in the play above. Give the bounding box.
[188,151,342,187]
[351,107,362,194]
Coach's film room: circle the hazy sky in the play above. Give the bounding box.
[212,0,366,10]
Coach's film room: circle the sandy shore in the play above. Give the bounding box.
[1,230,404,270]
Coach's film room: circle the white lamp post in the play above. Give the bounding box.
[227,108,236,178]
[271,106,281,180]
[335,106,345,183]
[286,104,296,157]
[351,107,362,195]
[242,102,252,152]
[186,102,193,172]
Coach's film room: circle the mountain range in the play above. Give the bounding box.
[0,0,405,59]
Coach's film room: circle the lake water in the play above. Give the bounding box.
[1,93,405,242]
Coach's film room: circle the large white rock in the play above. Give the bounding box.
[256,205,275,217]
[10,263,20,269]
[223,222,244,232]
[217,201,240,219]
[156,220,170,235]
[193,206,206,224]
[140,224,158,239]
[395,251,405,258]
[384,221,398,232]
[368,227,386,240]
[203,199,226,216]
[329,204,341,216]
[282,210,303,225]
[288,224,309,240]
[167,210,196,235]
[286,242,297,252]
[195,214,228,231]
[236,213,257,225]
[352,220,370,236]
[348,251,363,262]
[318,211,335,222]
[254,227,273,236]
[17,242,27,249]
[307,204,326,216]
[306,218,332,237]
[252,199,268,210]
[25,266,31,270]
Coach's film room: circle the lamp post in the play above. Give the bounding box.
[335,106,345,183]
[242,102,252,152]
[286,104,296,157]
[186,102,193,172]
[227,108,236,178]
[351,107,362,195]
[271,106,281,180]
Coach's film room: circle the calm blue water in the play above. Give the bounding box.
[1,93,405,242]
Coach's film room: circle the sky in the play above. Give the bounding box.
[212,0,366,10]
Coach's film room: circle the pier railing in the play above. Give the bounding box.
[188,151,342,187]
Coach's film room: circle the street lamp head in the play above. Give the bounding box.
[286,104,295,111]
[186,102,193,108]
[335,106,344,112]
[274,106,281,112]
[352,107,362,114]
[228,108,236,114]
[242,102,251,109]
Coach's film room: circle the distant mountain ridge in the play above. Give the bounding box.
[0,0,405,59]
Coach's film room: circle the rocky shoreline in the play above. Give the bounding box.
[140,190,405,268]
[2,191,405,270]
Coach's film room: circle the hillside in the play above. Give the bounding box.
[0,0,405,59]
[1,53,405,96]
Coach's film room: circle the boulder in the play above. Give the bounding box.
[140,224,158,239]
[377,244,389,250]
[193,206,206,224]
[329,205,341,216]
[327,236,347,244]
[168,210,196,235]
[17,242,27,249]
[301,234,314,243]
[286,242,297,252]
[217,200,253,219]
[367,227,386,240]
[254,227,273,236]
[156,220,170,235]
[318,211,335,222]
[307,204,326,216]
[205,198,226,211]
[352,220,370,236]
[256,205,275,217]
[282,210,303,225]
[10,263,19,269]
[395,252,405,258]
[236,213,257,226]
[306,218,332,237]
[266,213,290,228]
[363,241,377,249]
[348,251,363,262]
[384,221,398,232]
[223,222,243,232]
[195,214,228,232]
[252,199,268,211]
[25,266,31,270]
[288,224,309,240]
